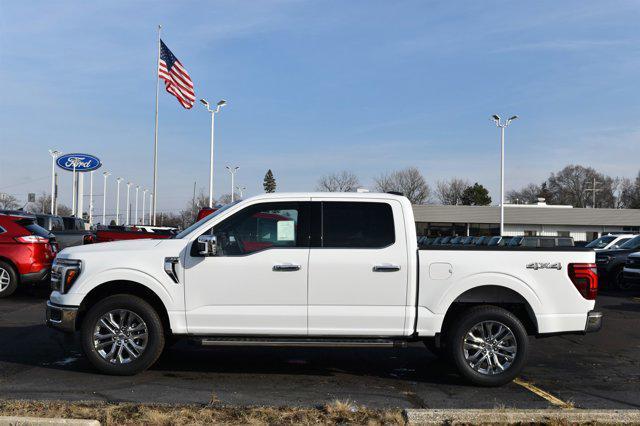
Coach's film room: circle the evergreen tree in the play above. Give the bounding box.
[263,169,276,193]
[461,183,492,206]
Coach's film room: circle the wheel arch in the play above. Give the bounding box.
[441,285,539,335]
[76,280,171,335]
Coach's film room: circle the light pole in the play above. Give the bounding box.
[88,171,94,225]
[236,185,246,199]
[115,178,122,225]
[134,185,140,225]
[142,189,147,225]
[226,166,239,202]
[48,150,60,215]
[492,114,518,236]
[102,172,110,225]
[125,182,131,225]
[200,98,227,208]
[148,193,153,225]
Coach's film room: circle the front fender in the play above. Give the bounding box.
[51,268,175,309]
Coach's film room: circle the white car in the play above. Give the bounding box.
[586,234,636,251]
[46,192,602,386]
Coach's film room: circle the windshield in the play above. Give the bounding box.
[620,235,640,250]
[173,202,239,239]
[586,236,616,249]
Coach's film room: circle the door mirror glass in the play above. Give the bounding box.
[197,235,218,256]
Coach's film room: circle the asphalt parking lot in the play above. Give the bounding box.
[0,288,639,410]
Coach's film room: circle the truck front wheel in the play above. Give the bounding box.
[447,305,528,386]
[80,295,165,375]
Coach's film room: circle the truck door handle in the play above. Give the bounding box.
[272,263,301,272]
[373,264,401,272]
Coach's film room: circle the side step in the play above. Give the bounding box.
[192,337,408,348]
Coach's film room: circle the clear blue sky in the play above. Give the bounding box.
[1,1,639,216]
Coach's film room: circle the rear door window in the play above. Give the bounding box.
[17,219,51,237]
[321,202,395,248]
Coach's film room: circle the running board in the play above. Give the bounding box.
[192,337,408,348]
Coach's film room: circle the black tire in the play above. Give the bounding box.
[0,261,18,298]
[447,305,529,387]
[614,268,632,291]
[80,294,165,375]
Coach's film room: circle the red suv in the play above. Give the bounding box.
[0,213,57,297]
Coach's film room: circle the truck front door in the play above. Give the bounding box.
[183,200,311,335]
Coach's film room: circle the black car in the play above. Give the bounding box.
[596,235,640,290]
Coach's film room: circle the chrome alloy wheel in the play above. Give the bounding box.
[93,309,148,364]
[0,268,10,292]
[463,320,517,375]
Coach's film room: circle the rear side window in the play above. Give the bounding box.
[322,202,395,248]
[17,219,51,238]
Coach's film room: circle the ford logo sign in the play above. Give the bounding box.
[56,153,102,172]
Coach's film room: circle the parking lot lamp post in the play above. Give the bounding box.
[200,99,227,208]
[125,182,131,225]
[236,185,246,199]
[102,172,110,225]
[226,166,239,202]
[134,185,140,225]
[142,189,147,225]
[48,150,60,215]
[115,178,122,225]
[492,114,518,236]
[148,193,153,224]
[89,171,94,226]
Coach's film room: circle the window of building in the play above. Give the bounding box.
[322,202,394,248]
[557,231,570,237]
[469,223,500,237]
[524,230,537,236]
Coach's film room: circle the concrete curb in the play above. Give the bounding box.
[404,408,640,424]
[0,417,99,426]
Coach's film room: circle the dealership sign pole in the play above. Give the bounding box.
[102,172,110,225]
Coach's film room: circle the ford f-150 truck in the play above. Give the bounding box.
[46,193,602,386]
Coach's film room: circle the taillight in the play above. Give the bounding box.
[568,263,598,300]
[83,234,95,244]
[15,235,49,244]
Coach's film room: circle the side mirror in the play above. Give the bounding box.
[197,235,218,256]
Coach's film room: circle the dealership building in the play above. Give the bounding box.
[413,199,640,242]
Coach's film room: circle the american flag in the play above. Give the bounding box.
[158,40,195,109]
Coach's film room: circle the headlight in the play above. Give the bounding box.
[51,259,82,294]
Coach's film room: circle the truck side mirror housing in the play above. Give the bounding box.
[197,235,218,256]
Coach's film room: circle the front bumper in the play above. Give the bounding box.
[585,310,603,333]
[45,301,78,333]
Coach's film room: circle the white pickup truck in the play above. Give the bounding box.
[46,192,602,386]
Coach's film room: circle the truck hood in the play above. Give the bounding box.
[58,238,166,257]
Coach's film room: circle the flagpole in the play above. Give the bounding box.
[152,24,161,226]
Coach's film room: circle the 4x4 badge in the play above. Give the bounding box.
[526,262,562,270]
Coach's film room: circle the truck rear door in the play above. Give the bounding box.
[307,198,409,336]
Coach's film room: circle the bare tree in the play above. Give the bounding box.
[548,165,616,208]
[506,183,542,204]
[435,178,469,205]
[316,170,360,192]
[373,167,431,204]
[0,193,19,210]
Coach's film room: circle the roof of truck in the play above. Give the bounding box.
[244,192,407,200]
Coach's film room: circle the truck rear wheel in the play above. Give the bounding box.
[80,294,165,375]
[0,261,18,298]
[447,305,528,386]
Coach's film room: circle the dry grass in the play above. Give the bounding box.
[0,399,405,425]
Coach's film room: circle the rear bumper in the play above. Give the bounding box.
[20,267,50,285]
[585,311,603,333]
[45,301,78,333]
